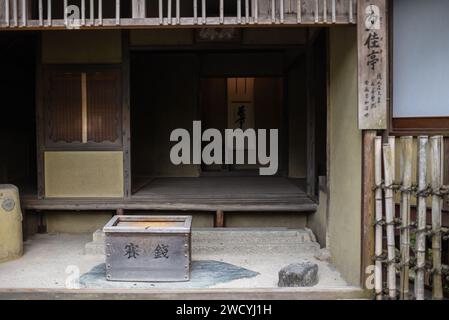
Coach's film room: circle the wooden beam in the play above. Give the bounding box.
[361,130,377,290]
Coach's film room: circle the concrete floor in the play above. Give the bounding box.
[0,233,349,289]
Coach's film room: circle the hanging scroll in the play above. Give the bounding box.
[358,0,388,130]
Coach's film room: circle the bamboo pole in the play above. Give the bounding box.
[430,136,443,300]
[399,136,412,300]
[374,136,383,299]
[415,136,428,300]
[383,140,396,299]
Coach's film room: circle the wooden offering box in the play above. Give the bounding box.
[103,215,192,282]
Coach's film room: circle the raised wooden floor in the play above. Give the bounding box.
[21,177,316,212]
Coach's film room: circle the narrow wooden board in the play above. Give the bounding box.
[357,0,388,129]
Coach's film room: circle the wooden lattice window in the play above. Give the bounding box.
[47,72,83,143]
[45,67,121,147]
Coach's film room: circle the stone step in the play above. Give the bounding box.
[84,228,319,256]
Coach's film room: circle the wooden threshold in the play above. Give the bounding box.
[21,197,317,212]
[0,287,369,300]
[21,177,317,212]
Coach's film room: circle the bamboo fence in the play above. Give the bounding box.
[374,136,449,300]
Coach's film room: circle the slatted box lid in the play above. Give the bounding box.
[104,215,192,234]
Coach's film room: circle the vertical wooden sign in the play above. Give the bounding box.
[358,0,388,130]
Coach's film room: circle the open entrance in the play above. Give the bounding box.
[0,32,37,195]
[130,28,328,212]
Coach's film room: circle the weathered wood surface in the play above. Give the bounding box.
[357,0,387,129]
[0,287,368,300]
[361,130,376,291]
[21,177,317,212]
[0,0,357,29]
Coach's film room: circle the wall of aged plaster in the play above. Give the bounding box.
[327,27,362,286]
[308,189,328,247]
[42,30,122,64]
[44,151,124,198]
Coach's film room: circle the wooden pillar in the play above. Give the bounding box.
[116,208,124,216]
[36,33,45,199]
[306,42,316,198]
[361,130,377,289]
[122,30,132,199]
[37,211,47,234]
[214,210,225,228]
[357,0,388,292]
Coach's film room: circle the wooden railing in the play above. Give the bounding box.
[0,0,356,29]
